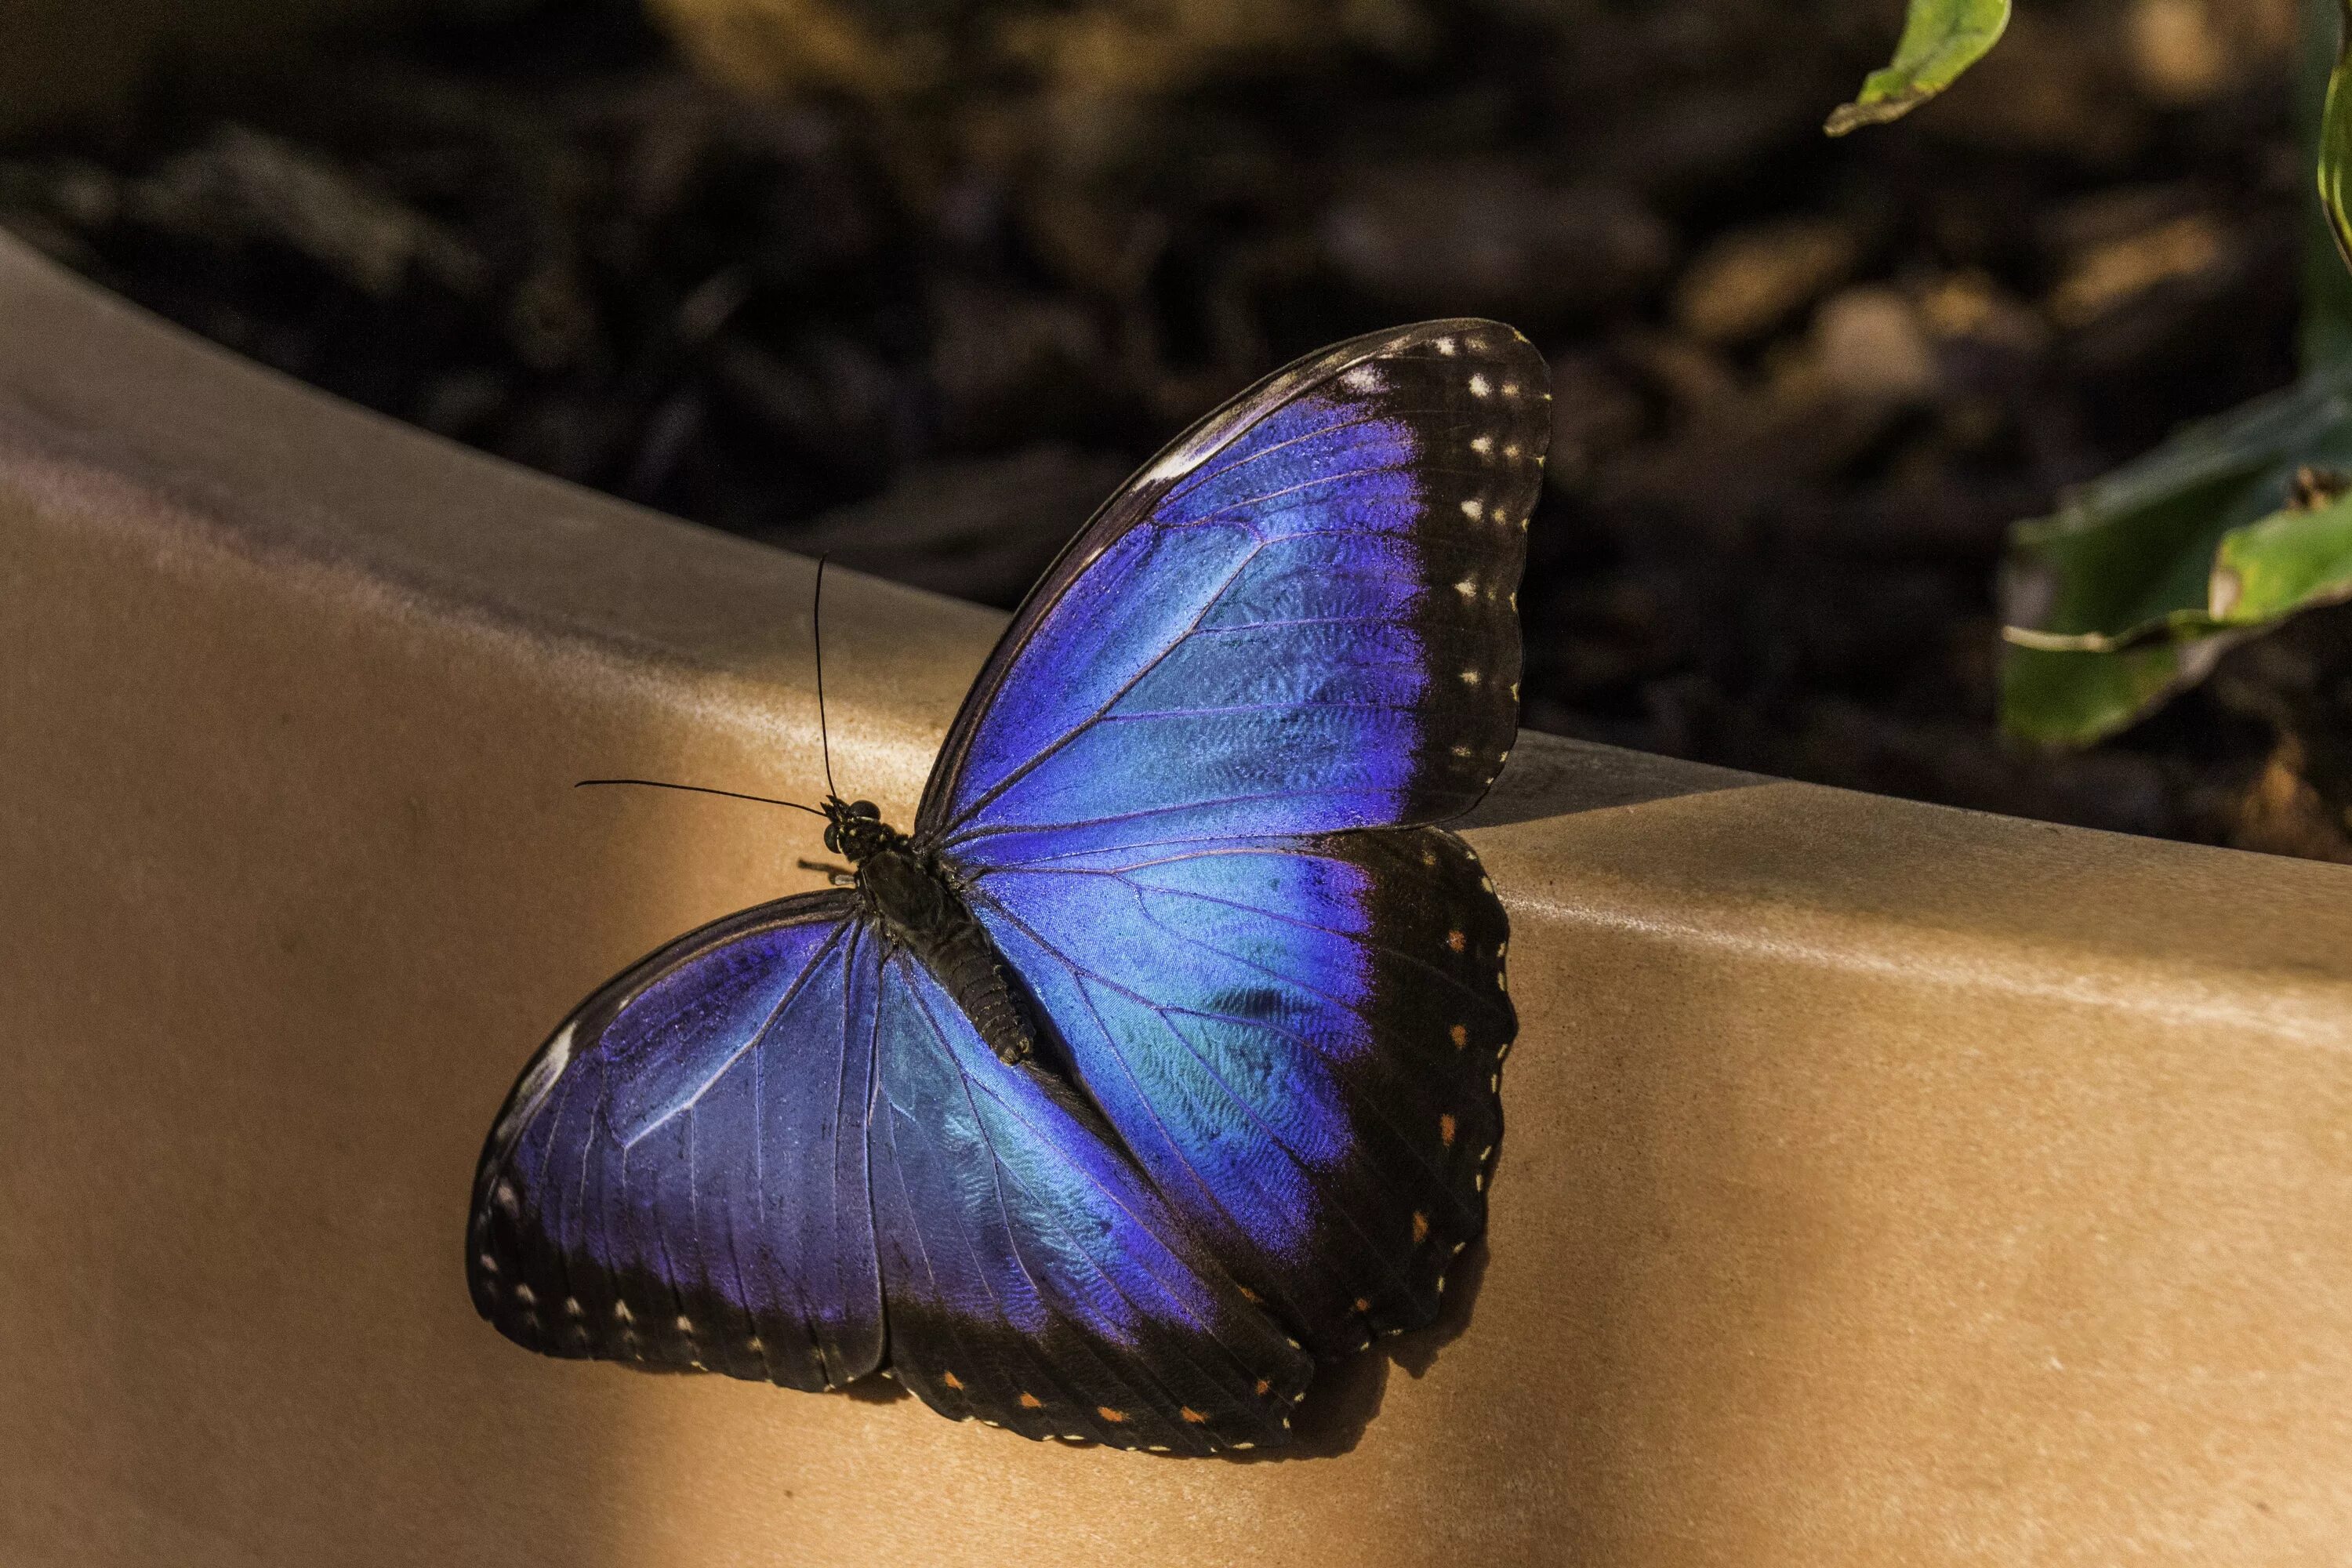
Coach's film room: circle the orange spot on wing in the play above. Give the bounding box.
[1097,1406,1127,1423]
[1236,1285,1261,1303]
[1412,1211,1429,1243]
[1018,1392,1043,1409]
[941,1371,964,1390]
[1254,1379,1271,1396]
[1353,1297,1371,1313]
[1180,1406,1208,1424]
[1447,930,1466,952]
[1439,1112,1457,1146]
[1449,1024,1468,1049]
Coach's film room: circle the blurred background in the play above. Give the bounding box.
[2,0,2333,857]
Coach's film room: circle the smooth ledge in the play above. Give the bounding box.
[8,230,2352,1567]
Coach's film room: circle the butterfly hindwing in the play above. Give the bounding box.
[869,951,1309,1452]
[967,827,1512,1355]
[469,892,886,1388]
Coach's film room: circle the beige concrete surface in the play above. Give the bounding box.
[6,229,2352,1565]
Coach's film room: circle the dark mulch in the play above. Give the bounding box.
[7,0,2345,858]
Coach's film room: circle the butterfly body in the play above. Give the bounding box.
[470,319,1548,1452]
[832,798,1036,1066]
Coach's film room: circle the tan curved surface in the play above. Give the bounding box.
[6,230,2352,1566]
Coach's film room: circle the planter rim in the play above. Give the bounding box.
[10,227,2352,1566]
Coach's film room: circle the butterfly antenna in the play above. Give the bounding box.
[574,779,828,818]
[814,554,840,802]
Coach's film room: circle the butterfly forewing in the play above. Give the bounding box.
[918,320,1543,854]
[468,892,886,1388]
[470,896,1309,1450]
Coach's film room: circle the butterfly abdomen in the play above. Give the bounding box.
[858,846,1035,1065]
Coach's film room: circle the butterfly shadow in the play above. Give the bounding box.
[1457,731,1759,833]
[1247,1236,1493,1462]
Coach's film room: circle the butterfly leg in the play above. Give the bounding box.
[796,858,858,887]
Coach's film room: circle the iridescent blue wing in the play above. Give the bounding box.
[913,320,1544,1356]
[468,892,885,1389]
[968,829,1512,1358]
[868,949,1309,1453]
[468,895,1310,1448]
[915,319,1542,856]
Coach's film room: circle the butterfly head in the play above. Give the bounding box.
[821,797,902,863]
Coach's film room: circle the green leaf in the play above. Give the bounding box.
[2299,0,2352,368]
[1824,0,2011,136]
[2321,0,2352,283]
[2214,485,2352,622]
[2001,641,2206,750]
[2000,365,2352,746]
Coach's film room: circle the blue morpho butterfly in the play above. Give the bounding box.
[467,318,1548,1454]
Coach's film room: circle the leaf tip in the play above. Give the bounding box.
[1823,88,1931,138]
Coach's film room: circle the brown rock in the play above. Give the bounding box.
[2126,0,2295,107]
[1671,216,1857,348]
[1809,286,1940,406]
[2048,209,2234,331]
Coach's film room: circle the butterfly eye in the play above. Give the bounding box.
[823,825,841,853]
[849,800,880,819]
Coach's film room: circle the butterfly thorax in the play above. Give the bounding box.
[829,800,1035,1067]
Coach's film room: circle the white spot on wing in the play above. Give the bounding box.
[1470,434,1494,456]
[1434,336,1458,355]
[1460,498,1485,521]
[1340,365,1385,394]
[1143,448,1207,485]
[492,1021,575,1150]
[1468,373,1491,398]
